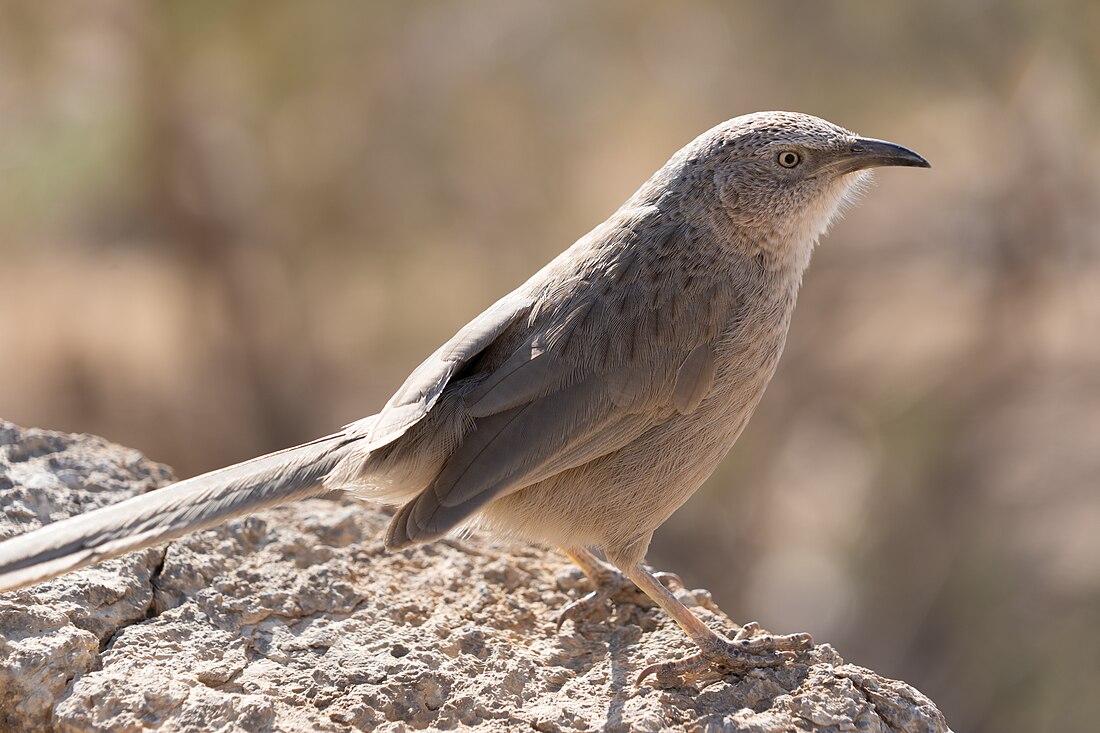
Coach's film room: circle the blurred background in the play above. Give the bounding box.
[0,2,1097,730]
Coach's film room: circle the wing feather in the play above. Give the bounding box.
[673,341,718,415]
[355,290,532,449]
[384,215,748,547]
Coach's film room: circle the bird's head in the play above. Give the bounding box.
[650,111,929,269]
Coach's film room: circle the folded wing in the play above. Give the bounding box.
[385,222,740,547]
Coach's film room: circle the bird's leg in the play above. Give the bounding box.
[557,547,682,629]
[622,562,813,686]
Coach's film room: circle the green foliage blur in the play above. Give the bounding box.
[1,3,1098,731]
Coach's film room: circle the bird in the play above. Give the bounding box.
[0,111,928,685]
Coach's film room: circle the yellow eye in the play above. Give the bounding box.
[778,151,801,168]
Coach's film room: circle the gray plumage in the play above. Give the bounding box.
[0,112,928,683]
[0,433,356,591]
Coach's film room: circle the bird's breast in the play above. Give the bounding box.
[699,277,798,425]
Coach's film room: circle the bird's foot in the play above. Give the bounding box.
[557,566,682,630]
[637,621,813,686]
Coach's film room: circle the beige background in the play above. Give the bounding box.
[0,3,1097,731]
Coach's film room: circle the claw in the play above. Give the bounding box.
[637,626,813,686]
[557,567,680,631]
[556,589,609,629]
[733,621,761,641]
[637,652,710,685]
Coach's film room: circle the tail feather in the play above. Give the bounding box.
[0,432,360,593]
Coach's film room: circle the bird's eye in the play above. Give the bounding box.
[777,151,801,168]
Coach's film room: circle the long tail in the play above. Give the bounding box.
[0,432,362,593]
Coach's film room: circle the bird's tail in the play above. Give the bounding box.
[0,432,361,593]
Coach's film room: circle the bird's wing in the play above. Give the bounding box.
[350,288,534,451]
[386,222,742,547]
[0,280,540,593]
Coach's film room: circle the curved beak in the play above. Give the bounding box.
[830,137,930,175]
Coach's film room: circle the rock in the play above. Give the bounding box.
[0,421,952,732]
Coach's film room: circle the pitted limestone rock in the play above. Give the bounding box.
[0,421,950,732]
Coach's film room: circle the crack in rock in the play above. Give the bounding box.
[0,421,175,730]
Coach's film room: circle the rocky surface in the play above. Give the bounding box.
[0,420,952,732]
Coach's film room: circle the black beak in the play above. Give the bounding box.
[833,137,930,174]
